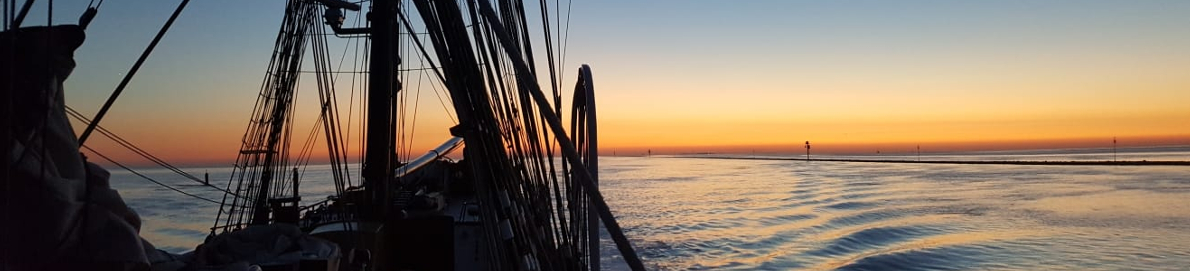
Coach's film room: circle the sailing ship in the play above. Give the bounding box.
[2,0,644,270]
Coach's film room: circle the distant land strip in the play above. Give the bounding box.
[684,156,1190,166]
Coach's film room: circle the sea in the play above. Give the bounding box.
[110,147,1190,270]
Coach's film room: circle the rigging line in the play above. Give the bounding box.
[402,19,456,124]
[81,145,220,204]
[355,31,369,176]
[64,107,244,198]
[536,0,563,207]
[298,20,327,168]
[424,63,457,124]
[554,0,561,72]
[396,9,448,85]
[475,1,645,269]
[557,0,572,86]
[328,27,351,191]
[498,14,567,267]
[64,106,194,179]
[9,0,15,29]
[287,58,448,73]
[77,0,191,146]
[295,116,322,193]
[341,7,363,187]
[405,68,425,159]
[9,0,30,28]
[537,0,560,104]
[294,103,324,173]
[398,18,411,161]
[327,9,353,83]
[307,20,348,194]
[319,33,351,193]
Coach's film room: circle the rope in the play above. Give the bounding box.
[9,0,31,28]
[558,0,573,86]
[66,106,200,182]
[217,0,318,230]
[473,1,646,268]
[81,145,219,204]
[78,0,191,145]
[63,105,241,197]
[411,0,644,269]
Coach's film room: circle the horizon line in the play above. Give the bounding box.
[96,143,1190,169]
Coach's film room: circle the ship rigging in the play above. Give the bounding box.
[3,0,644,270]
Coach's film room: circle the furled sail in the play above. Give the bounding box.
[1,25,160,270]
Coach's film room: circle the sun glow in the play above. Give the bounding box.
[60,1,1190,166]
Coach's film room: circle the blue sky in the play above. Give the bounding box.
[12,0,1189,164]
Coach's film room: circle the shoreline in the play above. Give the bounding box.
[682,156,1190,166]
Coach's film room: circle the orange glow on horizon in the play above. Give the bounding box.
[596,134,1190,156]
[75,89,1190,167]
[56,1,1190,168]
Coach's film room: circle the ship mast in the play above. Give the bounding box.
[362,0,400,218]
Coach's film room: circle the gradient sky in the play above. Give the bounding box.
[19,0,1190,165]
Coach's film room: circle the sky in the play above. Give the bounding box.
[14,0,1190,166]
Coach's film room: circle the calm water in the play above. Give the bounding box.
[111,148,1190,270]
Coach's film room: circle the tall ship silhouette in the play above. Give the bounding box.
[1,0,644,270]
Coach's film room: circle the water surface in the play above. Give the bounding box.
[597,151,1190,270]
[111,149,1190,270]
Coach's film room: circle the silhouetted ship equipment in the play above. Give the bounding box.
[207,0,644,270]
[1,0,644,270]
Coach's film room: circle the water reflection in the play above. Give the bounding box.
[109,152,1190,270]
[597,153,1190,270]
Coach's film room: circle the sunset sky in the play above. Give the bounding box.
[21,0,1190,166]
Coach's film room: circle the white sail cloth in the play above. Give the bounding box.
[0,25,165,270]
[2,25,339,271]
